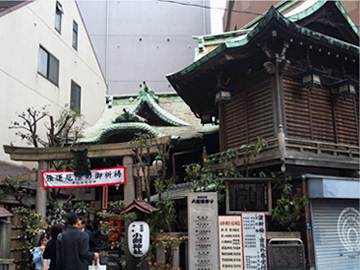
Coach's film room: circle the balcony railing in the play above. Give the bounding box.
[207,134,359,170]
[285,137,360,158]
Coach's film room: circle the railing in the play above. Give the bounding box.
[207,138,279,166]
[206,135,359,170]
[285,137,360,158]
[0,259,15,270]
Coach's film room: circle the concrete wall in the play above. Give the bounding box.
[77,0,211,95]
[0,0,107,163]
[223,0,359,32]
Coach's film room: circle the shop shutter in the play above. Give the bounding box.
[311,199,360,270]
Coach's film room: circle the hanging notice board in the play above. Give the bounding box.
[225,178,273,215]
[218,216,243,269]
[188,192,219,270]
[242,212,267,270]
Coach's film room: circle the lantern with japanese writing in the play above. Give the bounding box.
[128,221,150,257]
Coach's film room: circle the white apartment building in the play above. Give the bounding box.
[0,0,107,165]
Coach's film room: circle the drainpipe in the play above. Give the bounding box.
[302,175,315,269]
[172,150,197,183]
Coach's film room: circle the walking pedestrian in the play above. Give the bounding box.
[33,232,50,270]
[43,224,64,270]
[80,218,97,252]
[56,212,99,270]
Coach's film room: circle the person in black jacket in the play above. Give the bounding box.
[56,212,99,270]
[43,224,64,270]
[79,218,96,252]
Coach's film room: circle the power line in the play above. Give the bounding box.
[158,0,263,16]
[158,0,360,29]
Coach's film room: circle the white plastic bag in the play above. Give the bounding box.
[89,259,106,270]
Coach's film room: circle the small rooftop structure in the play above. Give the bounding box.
[121,200,159,215]
[0,160,30,180]
[0,205,13,218]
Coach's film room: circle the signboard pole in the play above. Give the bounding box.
[102,186,108,209]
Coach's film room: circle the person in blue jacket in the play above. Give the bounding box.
[33,232,50,270]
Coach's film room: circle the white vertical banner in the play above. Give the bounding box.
[188,192,219,270]
[218,216,243,269]
[242,212,267,270]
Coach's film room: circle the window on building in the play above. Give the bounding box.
[38,46,59,85]
[55,1,63,33]
[72,20,78,50]
[70,80,81,112]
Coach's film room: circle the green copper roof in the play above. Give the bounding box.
[191,0,358,63]
[334,1,360,37]
[168,4,359,80]
[240,0,302,30]
[130,84,189,126]
[79,90,218,144]
[79,123,166,144]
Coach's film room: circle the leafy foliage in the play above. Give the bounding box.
[130,133,153,201]
[47,201,67,226]
[12,206,48,270]
[272,176,309,231]
[96,201,137,269]
[150,178,176,233]
[9,105,84,148]
[73,201,90,215]
[148,235,188,270]
[184,138,268,203]
[243,137,267,177]
[0,176,33,205]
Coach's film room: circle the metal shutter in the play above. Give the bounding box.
[311,199,360,270]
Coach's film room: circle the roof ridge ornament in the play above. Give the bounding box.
[113,108,148,124]
[138,81,159,103]
[132,82,189,126]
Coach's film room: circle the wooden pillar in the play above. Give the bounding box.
[302,176,315,269]
[218,102,226,152]
[36,160,48,217]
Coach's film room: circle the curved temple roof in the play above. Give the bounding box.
[79,85,218,144]
[168,2,359,81]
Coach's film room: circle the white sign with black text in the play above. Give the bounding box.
[218,216,243,269]
[242,212,267,270]
[42,166,126,188]
[188,192,219,270]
